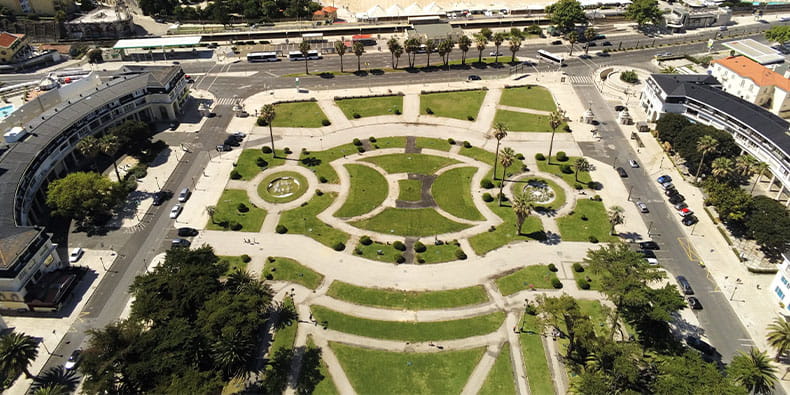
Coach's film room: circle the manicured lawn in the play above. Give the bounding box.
[206,189,266,232]
[511,177,567,211]
[361,153,459,175]
[300,143,358,184]
[279,192,350,248]
[398,179,423,201]
[495,265,560,295]
[536,155,592,189]
[459,146,526,181]
[326,281,488,309]
[420,90,487,120]
[269,297,298,354]
[432,167,484,221]
[494,110,567,133]
[233,149,287,180]
[331,342,485,395]
[556,199,617,243]
[335,164,388,218]
[351,208,470,237]
[499,85,557,112]
[218,255,248,276]
[416,243,466,264]
[262,257,324,290]
[354,240,402,263]
[448,56,504,65]
[519,314,555,395]
[571,264,603,291]
[312,306,505,341]
[479,345,516,395]
[415,137,452,152]
[271,101,328,128]
[307,336,339,395]
[335,96,403,119]
[257,171,308,204]
[370,136,407,149]
[469,201,544,256]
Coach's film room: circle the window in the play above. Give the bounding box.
[776,286,785,299]
[782,276,789,286]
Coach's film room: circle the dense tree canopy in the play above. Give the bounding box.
[152,0,321,23]
[545,0,587,33]
[656,114,739,177]
[766,25,790,44]
[625,0,663,27]
[46,172,125,225]
[745,196,790,260]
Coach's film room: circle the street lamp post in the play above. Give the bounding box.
[627,185,634,201]
[99,256,109,272]
[154,176,161,189]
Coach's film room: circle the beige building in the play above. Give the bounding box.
[710,56,790,119]
[0,0,75,15]
[0,32,31,64]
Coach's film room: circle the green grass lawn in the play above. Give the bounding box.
[257,171,308,204]
[420,90,487,120]
[300,143,358,184]
[479,345,516,395]
[218,255,248,276]
[326,281,488,309]
[351,208,470,237]
[335,96,403,119]
[370,136,407,149]
[398,179,423,201]
[334,164,388,218]
[361,153,459,175]
[494,110,567,133]
[415,137,452,152]
[519,314,555,395]
[469,201,544,256]
[271,101,328,128]
[416,243,466,264]
[307,336,339,395]
[499,85,557,112]
[571,264,603,291]
[279,192,350,248]
[459,146,526,181]
[556,199,617,243]
[448,56,505,66]
[354,240,402,263]
[432,167,484,221]
[511,177,567,211]
[206,189,266,232]
[331,342,485,395]
[233,149,287,180]
[312,305,505,341]
[269,297,298,354]
[495,265,560,295]
[536,155,592,189]
[262,257,324,289]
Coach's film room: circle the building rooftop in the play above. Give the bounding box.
[722,39,785,65]
[0,227,40,270]
[0,32,22,48]
[66,7,130,24]
[711,56,790,91]
[112,36,202,50]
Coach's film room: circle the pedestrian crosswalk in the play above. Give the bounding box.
[567,74,595,86]
[215,97,239,105]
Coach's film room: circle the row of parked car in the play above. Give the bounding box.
[657,175,698,226]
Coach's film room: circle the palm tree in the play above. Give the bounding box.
[492,122,508,181]
[424,39,437,68]
[660,66,679,74]
[76,135,100,169]
[212,330,255,378]
[736,154,758,180]
[334,40,346,72]
[583,28,596,55]
[352,41,365,72]
[299,41,311,75]
[607,205,625,235]
[695,135,719,182]
[206,205,217,224]
[547,108,566,164]
[438,39,454,69]
[567,31,579,56]
[751,161,770,193]
[574,157,590,182]
[260,104,276,154]
[31,366,79,393]
[386,37,399,68]
[511,190,534,234]
[474,32,488,63]
[393,45,403,68]
[498,147,515,206]
[729,348,778,395]
[99,134,121,181]
[711,157,734,181]
[767,317,790,361]
[493,32,507,63]
[458,35,472,65]
[0,332,39,379]
[508,37,521,63]
[32,385,69,395]
[404,38,420,68]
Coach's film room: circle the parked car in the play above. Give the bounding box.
[224,137,241,147]
[614,105,625,112]
[68,247,84,263]
[467,75,481,81]
[616,167,628,178]
[638,249,657,259]
[64,349,81,370]
[169,204,182,219]
[178,187,191,203]
[232,131,246,139]
[169,122,179,130]
[489,51,503,56]
[152,189,173,206]
[177,227,199,237]
[629,159,639,168]
[669,194,686,204]
[676,275,694,295]
[678,207,694,217]
[645,257,659,265]
[682,215,698,226]
[171,238,191,248]
[657,175,672,184]
[551,40,563,45]
[685,335,718,360]
[661,182,674,190]
[687,296,703,309]
[639,241,660,250]
[636,201,649,213]
[674,202,688,211]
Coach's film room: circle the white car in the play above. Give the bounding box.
[68,248,84,263]
[645,258,659,265]
[170,204,183,219]
[629,159,639,168]
[232,131,246,138]
[489,51,503,56]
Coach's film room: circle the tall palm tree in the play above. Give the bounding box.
[0,332,39,379]
[547,108,566,164]
[404,38,420,68]
[493,32,507,63]
[438,39,454,69]
[695,135,719,182]
[583,28,597,55]
[729,348,778,395]
[76,135,100,169]
[498,147,515,206]
[574,157,590,182]
[567,31,579,56]
[607,205,625,235]
[492,122,508,182]
[212,330,255,378]
[424,39,437,68]
[206,205,217,224]
[32,385,69,395]
[511,190,534,234]
[751,161,770,193]
[99,134,121,181]
[474,32,488,63]
[767,317,790,360]
[352,41,365,72]
[386,37,399,68]
[711,156,734,181]
[260,104,276,154]
[334,40,346,72]
[508,37,521,63]
[736,154,758,180]
[299,41,311,75]
[31,366,80,393]
[458,35,472,65]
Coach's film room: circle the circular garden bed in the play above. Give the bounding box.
[257,171,308,203]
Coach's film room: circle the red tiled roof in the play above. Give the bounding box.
[0,32,20,48]
[712,56,790,92]
[322,6,338,12]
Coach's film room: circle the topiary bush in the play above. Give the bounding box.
[572,262,584,272]
[548,263,558,272]
[394,109,402,115]
[369,136,377,143]
[230,170,242,179]
[620,70,639,83]
[230,221,243,231]
[319,176,328,183]
[393,240,406,251]
[448,138,456,145]
[455,249,467,260]
[356,146,365,153]
[360,235,373,245]
[588,235,599,243]
[480,179,494,189]
[414,241,426,253]
[556,151,568,161]
[237,203,249,212]
[577,279,591,290]
[333,242,346,251]
[262,146,272,154]
[321,119,331,126]
[482,193,494,202]
[268,256,276,262]
[516,153,525,160]
[353,112,361,119]
[265,273,274,280]
[256,157,268,167]
[352,138,362,146]
[354,247,363,255]
[315,189,324,196]
[535,153,546,161]
[276,224,288,234]
[283,147,292,154]
[426,107,434,114]
[467,115,475,121]
[395,254,406,263]
[551,277,563,289]
[257,117,268,126]
[241,254,251,263]
[525,303,538,315]
[561,164,573,174]
[463,141,472,148]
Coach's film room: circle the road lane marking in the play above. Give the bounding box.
[677,237,701,262]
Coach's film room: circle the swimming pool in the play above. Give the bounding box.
[0,104,14,119]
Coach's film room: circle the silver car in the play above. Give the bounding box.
[169,204,182,219]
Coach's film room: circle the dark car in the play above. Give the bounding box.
[669,194,685,204]
[224,137,240,147]
[467,75,481,81]
[171,238,191,248]
[587,42,597,47]
[665,188,679,197]
[676,275,694,295]
[152,190,173,206]
[639,241,660,250]
[551,40,562,45]
[685,336,721,362]
[687,296,703,310]
[169,122,179,130]
[177,227,199,237]
[614,105,625,112]
[616,167,628,178]
[638,249,657,259]
[64,349,81,370]
[682,215,698,226]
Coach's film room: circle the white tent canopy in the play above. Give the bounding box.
[423,2,444,12]
[366,5,386,17]
[385,4,404,16]
[404,3,425,15]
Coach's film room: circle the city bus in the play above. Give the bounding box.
[352,34,377,46]
[288,50,322,61]
[247,52,279,62]
[537,49,564,65]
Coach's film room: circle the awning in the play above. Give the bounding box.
[113,36,202,50]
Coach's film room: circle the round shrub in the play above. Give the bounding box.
[394,109,402,115]
[620,70,638,83]
[354,247,363,255]
[230,170,242,179]
[369,136,377,143]
[393,241,406,251]
[455,249,467,260]
[265,273,274,280]
[316,189,324,196]
[321,119,331,126]
[275,224,288,234]
[516,153,525,160]
[395,254,406,263]
[467,115,475,121]
[414,241,426,253]
[417,256,426,263]
[256,157,268,167]
[563,125,572,133]
[333,242,346,251]
[556,151,568,161]
[577,279,591,290]
[560,164,573,174]
[497,193,508,202]
[551,277,563,289]
[241,254,251,263]
[360,235,373,245]
[525,303,538,315]
[267,256,276,262]
[352,138,362,146]
[480,178,494,189]
[356,146,365,153]
[319,176,328,183]
[535,153,546,161]
[482,193,494,202]
[448,138,456,145]
[257,117,268,126]
[284,147,292,154]
[353,112,361,119]
[588,236,599,243]
[237,203,249,213]
[230,221,243,231]
[463,141,472,148]
[592,194,602,201]
[572,262,584,272]
[261,146,272,154]
[548,263,558,272]
[580,214,588,221]
[426,107,434,114]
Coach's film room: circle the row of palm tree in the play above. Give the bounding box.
[76,134,122,180]
[694,135,770,188]
[0,331,80,394]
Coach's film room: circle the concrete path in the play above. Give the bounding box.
[497,104,552,116]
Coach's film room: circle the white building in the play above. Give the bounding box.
[710,56,790,119]
[769,254,790,318]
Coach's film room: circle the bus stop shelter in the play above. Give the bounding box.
[113,36,202,60]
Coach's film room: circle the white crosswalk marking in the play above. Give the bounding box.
[568,75,595,85]
[215,97,238,105]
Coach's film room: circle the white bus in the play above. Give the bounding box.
[537,49,564,65]
[247,52,279,62]
[288,50,322,61]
